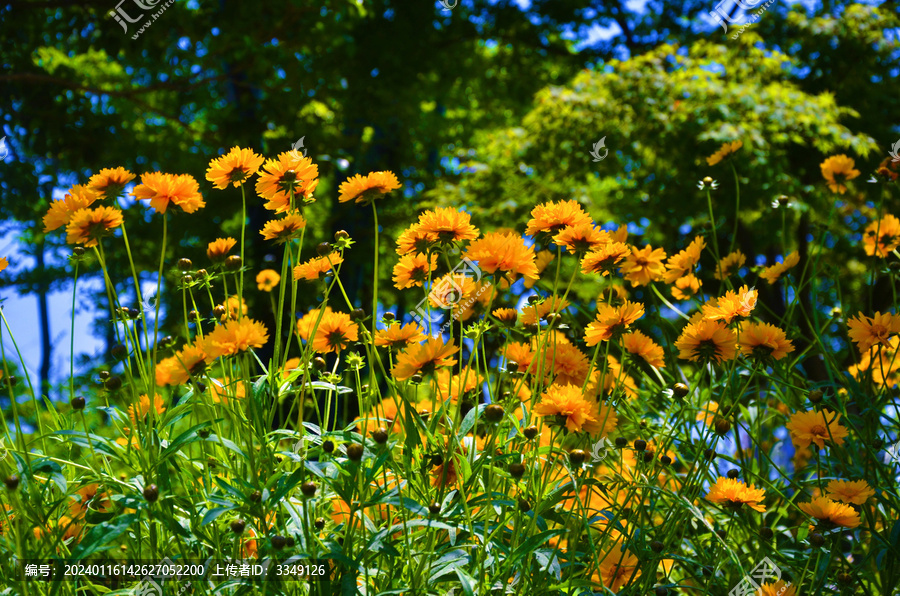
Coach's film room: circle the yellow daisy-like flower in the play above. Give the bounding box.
[820,154,860,194]
[581,242,630,276]
[128,393,166,427]
[155,341,207,386]
[65,206,124,247]
[131,172,205,214]
[207,237,237,262]
[338,171,402,204]
[525,199,593,237]
[0,257,7,273]
[663,235,706,283]
[202,318,270,359]
[671,273,701,301]
[696,401,719,426]
[525,250,555,289]
[674,317,737,363]
[296,307,333,341]
[256,269,281,292]
[206,146,265,189]
[395,223,436,256]
[520,296,570,326]
[738,322,794,360]
[619,244,666,286]
[863,214,900,258]
[785,409,849,450]
[43,184,101,232]
[552,224,609,254]
[417,207,480,245]
[533,383,616,436]
[826,479,875,505]
[492,307,518,325]
[759,251,800,284]
[255,151,319,213]
[594,543,641,593]
[714,249,745,280]
[293,253,344,281]
[621,331,665,367]
[392,253,438,289]
[759,581,797,596]
[584,300,645,345]
[435,367,484,402]
[465,231,539,281]
[706,140,743,166]
[310,311,359,354]
[392,337,459,381]
[88,167,136,199]
[798,496,861,528]
[260,212,307,243]
[705,476,766,512]
[702,285,757,323]
[373,322,427,349]
[847,311,900,354]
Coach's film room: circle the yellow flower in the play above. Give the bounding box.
[671,273,701,301]
[621,331,665,367]
[392,253,438,289]
[520,296,569,326]
[738,322,794,360]
[863,214,900,258]
[820,154,860,194]
[296,307,332,341]
[663,235,706,283]
[705,476,766,512]
[492,308,518,325]
[88,167,135,199]
[525,199,592,236]
[128,393,166,427]
[293,253,344,281]
[847,311,900,354]
[759,581,797,596]
[0,257,7,273]
[619,244,666,286]
[584,300,645,345]
[392,337,459,381]
[131,172,205,214]
[260,213,307,243]
[255,151,319,212]
[714,249,745,280]
[202,318,270,359]
[256,269,281,292]
[338,171,401,204]
[374,322,427,349]
[581,242,630,276]
[826,479,875,505]
[417,207,480,245]
[552,224,610,253]
[310,311,359,354]
[706,140,742,166]
[207,237,237,262]
[675,317,737,363]
[43,184,101,232]
[798,496,860,528]
[65,206,124,247]
[465,231,539,280]
[206,146,264,189]
[594,543,641,592]
[533,383,616,436]
[155,341,206,386]
[760,251,800,284]
[785,409,849,450]
[702,285,757,324]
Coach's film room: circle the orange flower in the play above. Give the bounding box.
[0,257,7,273]
[207,377,247,405]
[417,207,480,245]
[798,496,860,528]
[392,253,438,289]
[826,479,874,505]
[619,244,666,286]
[33,515,83,543]
[256,269,281,292]
[395,223,435,256]
[525,199,592,236]
[88,167,135,200]
[520,296,570,326]
[786,410,849,450]
[392,337,459,381]
[696,401,719,426]
[738,322,794,360]
[338,171,401,204]
[529,336,590,386]
[552,224,609,253]
[863,214,900,258]
[435,367,484,402]
[219,295,247,321]
[525,250,555,289]
[293,253,344,281]
[65,206,123,247]
[847,311,900,353]
[759,581,797,596]
[68,484,113,519]
[255,150,319,212]
[706,140,742,166]
[128,393,166,426]
[671,273,701,301]
[581,242,630,276]
[202,318,270,359]
[705,476,766,512]
[759,251,800,284]
[260,212,307,243]
[155,341,207,386]
[621,331,665,367]
[44,184,102,232]
[585,300,645,345]
[675,317,737,363]
[533,383,616,436]
[492,308,518,325]
[702,285,757,323]
[207,237,237,262]
[374,322,427,349]
[714,249,746,280]
[131,172,205,214]
[310,311,359,353]
[466,231,538,280]
[663,235,706,283]
[206,146,264,189]
[296,307,332,341]
[820,154,860,194]
[594,543,641,592]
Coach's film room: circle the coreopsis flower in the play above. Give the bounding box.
[65,206,124,247]
[293,254,344,281]
[395,223,435,256]
[820,154,860,194]
[706,140,743,166]
[520,296,570,326]
[207,377,246,405]
[584,300,645,345]
[43,185,101,232]
[207,237,237,262]
[0,257,7,273]
[738,322,794,360]
[705,477,766,512]
[525,199,592,237]
[206,146,264,189]
[427,273,482,321]
[132,172,205,214]
[702,285,757,323]
[155,341,207,386]
[417,207,479,245]
[552,224,610,254]
[696,401,719,426]
[465,231,538,280]
[296,307,333,341]
[671,273,701,300]
[260,212,307,243]
[530,335,590,386]
[220,295,247,321]
[848,336,900,389]
[525,250,555,289]
[759,251,800,284]
[581,242,630,276]
[621,331,665,367]
[68,484,112,519]
[619,244,666,286]
[502,341,535,373]
[392,253,438,289]
[847,311,900,353]
[310,311,358,353]
[88,167,135,199]
[798,496,861,529]
[33,515,83,543]
[202,318,270,359]
[374,322,427,349]
[128,393,166,426]
[759,581,797,596]
[714,249,746,280]
[594,543,641,592]
[786,410,849,450]
[435,367,484,402]
[663,235,706,283]
[826,479,875,505]
[256,269,281,292]
[534,383,616,436]
[255,151,319,212]
[392,337,459,381]
[675,317,737,363]
[584,356,638,400]
[863,214,900,258]
[338,171,401,204]
[492,307,518,325]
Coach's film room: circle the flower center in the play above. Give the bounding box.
[811,425,827,436]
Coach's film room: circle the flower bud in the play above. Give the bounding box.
[523,426,538,440]
[143,484,159,502]
[634,439,647,452]
[300,482,316,497]
[484,404,504,423]
[224,255,242,271]
[316,242,332,256]
[347,443,364,461]
[230,519,246,534]
[178,258,193,271]
[71,396,86,410]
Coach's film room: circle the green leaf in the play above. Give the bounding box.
[70,515,137,560]
[202,506,234,526]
